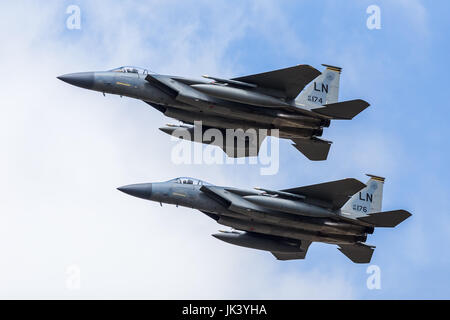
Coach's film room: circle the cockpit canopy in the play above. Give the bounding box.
[110,66,149,75]
[168,177,211,186]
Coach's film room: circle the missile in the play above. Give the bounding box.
[243,195,334,218]
[191,84,290,108]
[159,124,195,136]
[212,231,301,253]
[159,124,217,145]
[218,207,368,236]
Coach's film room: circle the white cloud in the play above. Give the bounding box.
[394,0,429,38]
[0,1,355,299]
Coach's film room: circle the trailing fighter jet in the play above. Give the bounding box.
[58,64,369,160]
[118,175,411,263]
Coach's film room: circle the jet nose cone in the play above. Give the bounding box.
[117,183,153,200]
[57,72,95,89]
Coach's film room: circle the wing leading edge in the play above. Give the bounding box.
[282,178,366,209]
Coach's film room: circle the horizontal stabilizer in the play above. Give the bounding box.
[283,178,366,209]
[338,243,375,263]
[312,99,370,120]
[357,210,412,227]
[291,137,331,161]
[233,65,321,99]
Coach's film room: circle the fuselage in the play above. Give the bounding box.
[58,68,329,140]
[118,179,373,246]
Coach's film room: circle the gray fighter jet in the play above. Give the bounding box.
[118,175,411,263]
[58,64,369,160]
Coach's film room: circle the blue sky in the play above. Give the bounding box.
[1,0,449,299]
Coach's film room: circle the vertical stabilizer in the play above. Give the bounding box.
[341,174,385,217]
[296,64,341,107]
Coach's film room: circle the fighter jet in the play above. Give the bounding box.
[58,64,369,160]
[118,175,411,263]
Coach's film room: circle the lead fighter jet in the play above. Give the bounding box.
[58,64,369,160]
[118,175,411,263]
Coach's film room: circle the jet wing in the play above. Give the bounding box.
[271,240,312,260]
[338,243,375,263]
[232,65,321,100]
[282,178,366,209]
[291,137,332,161]
[219,133,266,158]
[272,251,307,260]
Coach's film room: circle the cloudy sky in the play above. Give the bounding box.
[1,0,449,299]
